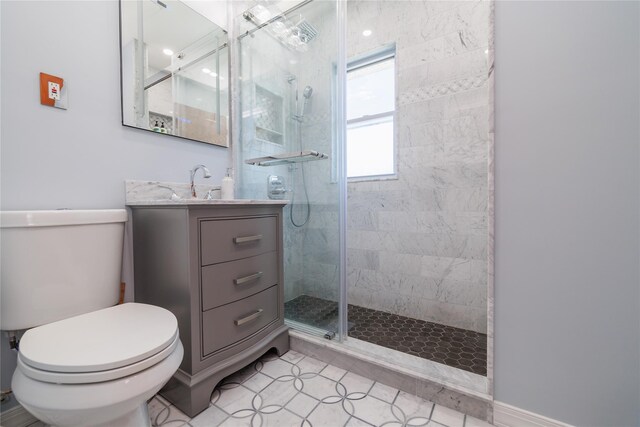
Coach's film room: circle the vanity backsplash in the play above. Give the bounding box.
[125,180,222,203]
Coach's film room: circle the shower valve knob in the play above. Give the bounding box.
[267,175,289,200]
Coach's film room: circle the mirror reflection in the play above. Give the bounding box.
[119,0,229,147]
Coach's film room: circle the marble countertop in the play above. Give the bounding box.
[125,180,288,207]
[126,199,288,207]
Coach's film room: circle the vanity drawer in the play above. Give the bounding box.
[201,285,278,356]
[200,216,277,266]
[201,251,278,311]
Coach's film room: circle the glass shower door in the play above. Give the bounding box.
[235,0,346,339]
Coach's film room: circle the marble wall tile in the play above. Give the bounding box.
[347,248,380,270]
[398,146,447,168]
[396,37,446,70]
[445,137,489,164]
[378,211,485,235]
[442,187,488,212]
[398,49,489,93]
[436,279,487,308]
[348,268,437,300]
[303,261,340,299]
[398,120,445,149]
[446,87,490,117]
[397,97,449,126]
[347,230,388,251]
[445,107,491,140]
[347,209,377,231]
[415,299,487,333]
[416,1,491,45]
[421,256,472,282]
[378,251,424,276]
[347,189,429,212]
[442,29,488,58]
[390,163,487,191]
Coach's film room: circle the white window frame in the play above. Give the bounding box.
[347,44,397,181]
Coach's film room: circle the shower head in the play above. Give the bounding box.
[303,86,313,99]
[294,20,319,44]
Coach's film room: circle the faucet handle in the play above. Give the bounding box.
[157,185,182,201]
[205,188,220,200]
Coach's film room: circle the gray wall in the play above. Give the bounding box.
[494,1,640,426]
[0,0,229,409]
[0,0,230,211]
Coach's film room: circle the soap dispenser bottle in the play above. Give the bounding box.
[221,168,234,199]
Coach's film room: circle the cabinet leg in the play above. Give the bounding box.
[160,373,224,418]
[272,328,290,356]
[160,327,290,418]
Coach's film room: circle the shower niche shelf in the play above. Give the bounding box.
[255,126,284,145]
[254,85,284,145]
[245,150,329,167]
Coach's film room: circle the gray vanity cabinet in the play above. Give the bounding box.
[130,203,289,417]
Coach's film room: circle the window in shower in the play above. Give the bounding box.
[346,46,396,179]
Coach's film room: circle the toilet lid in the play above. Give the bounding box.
[19,303,178,373]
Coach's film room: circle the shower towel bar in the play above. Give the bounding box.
[245,150,329,166]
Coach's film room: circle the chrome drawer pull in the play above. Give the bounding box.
[234,309,264,326]
[234,272,263,286]
[234,234,263,244]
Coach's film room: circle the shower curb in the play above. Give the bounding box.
[289,330,494,423]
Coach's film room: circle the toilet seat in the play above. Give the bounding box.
[17,303,179,384]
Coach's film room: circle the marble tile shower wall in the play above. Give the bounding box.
[345,0,491,333]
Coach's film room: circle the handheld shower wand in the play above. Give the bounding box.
[294,85,313,122]
[299,85,313,117]
[288,82,314,227]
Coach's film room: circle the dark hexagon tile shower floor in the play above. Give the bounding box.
[284,295,487,376]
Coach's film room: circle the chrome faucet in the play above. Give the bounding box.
[190,164,211,198]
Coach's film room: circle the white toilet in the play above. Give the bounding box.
[0,209,184,427]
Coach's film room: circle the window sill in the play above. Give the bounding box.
[347,173,398,183]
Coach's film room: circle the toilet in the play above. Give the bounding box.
[0,209,184,427]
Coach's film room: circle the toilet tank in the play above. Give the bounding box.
[0,210,128,331]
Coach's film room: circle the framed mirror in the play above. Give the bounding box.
[119,0,229,147]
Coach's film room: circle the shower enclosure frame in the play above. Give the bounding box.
[336,0,348,344]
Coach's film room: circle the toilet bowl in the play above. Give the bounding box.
[12,303,183,427]
[0,210,184,427]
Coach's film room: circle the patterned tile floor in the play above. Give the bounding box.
[150,350,493,427]
[284,295,487,376]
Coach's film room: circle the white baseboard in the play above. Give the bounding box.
[493,401,573,427]
[0,404,38,427]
